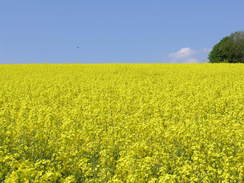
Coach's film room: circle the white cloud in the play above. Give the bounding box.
[169,48,195,59]
[168,47,211,63]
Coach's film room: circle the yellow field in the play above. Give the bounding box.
[0,64,244,183]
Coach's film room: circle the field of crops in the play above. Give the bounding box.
[0,64,243,182]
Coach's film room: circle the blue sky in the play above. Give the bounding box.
[0,0,244,64]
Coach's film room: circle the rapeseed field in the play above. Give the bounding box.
[0,64,243,183]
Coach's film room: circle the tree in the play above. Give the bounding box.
[208,31,244,63]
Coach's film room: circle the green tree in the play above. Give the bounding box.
[208,31,244,63]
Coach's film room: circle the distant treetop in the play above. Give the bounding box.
[208,31,244,63]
